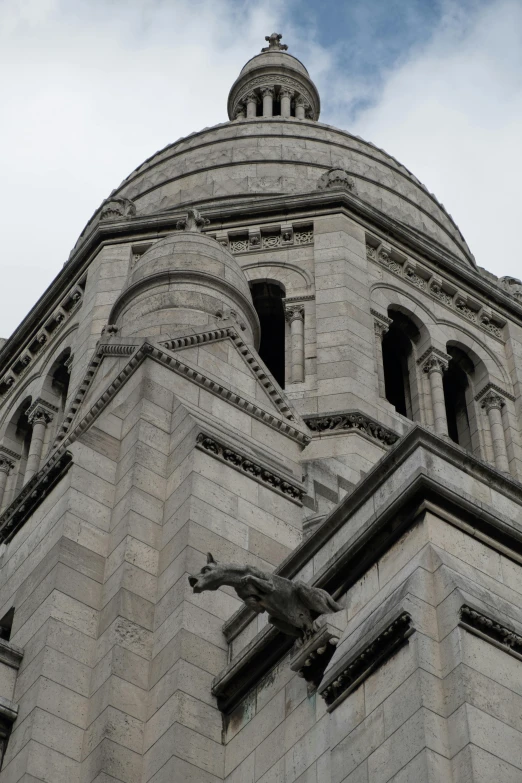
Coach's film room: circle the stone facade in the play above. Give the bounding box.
[0,33,521,783]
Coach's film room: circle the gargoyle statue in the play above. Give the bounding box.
[188,553,343,638]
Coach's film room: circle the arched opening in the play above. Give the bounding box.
[382,311,420,420]
[50,349,71,417]
[250,281,286,388]
[12,399,32,492]
[444,347,473,450]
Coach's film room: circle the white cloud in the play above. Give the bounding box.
[0,0,520,339]
[349,0,522,278]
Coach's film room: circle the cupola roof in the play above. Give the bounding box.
[227,33,320,121]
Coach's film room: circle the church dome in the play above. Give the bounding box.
[73,33,474,268]
[110,210,260,344]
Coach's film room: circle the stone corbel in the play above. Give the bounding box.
[290,617,343,692]
[281,224,294,244]
[248,228,261,249]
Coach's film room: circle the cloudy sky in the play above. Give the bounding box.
[1,0,521,338]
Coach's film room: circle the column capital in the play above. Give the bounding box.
[285,305,305,323]
[0,456,15,475]
[295,94,307,107]
[371,309,392,339]
[417,348,450,375]
[480,390,505,412]
[27,398,58,426]
[261,86,275,98]
[279,87,294,99]
[245,92,259,104]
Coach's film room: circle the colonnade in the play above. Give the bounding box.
[235,88,310,119]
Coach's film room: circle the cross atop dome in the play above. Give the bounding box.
[261,33,288,52]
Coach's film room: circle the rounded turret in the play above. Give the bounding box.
[110,210,260,344]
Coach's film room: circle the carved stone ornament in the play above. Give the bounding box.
[317,168,356,193]
[27,399,58,426]
[188,553,343,638]
[418,349,450,376]
[499,276,522,301]
[261,32,288,52]
[480,389,505,412]
[285,305,305,323]
[100,197,136,221]
[0,456,15,475]
[176,208,210,232]
[304,411,399,447]
[101,323,119,338]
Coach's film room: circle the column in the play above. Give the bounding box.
[25,402,55,484]
[286,305,305,383]
[280,88,293,118]
[481,390,509,472]
[0,454,15,510]
[421,351,449,436]
[234,104,246,120]
[373,312,392,398]
[295,95,306,120]
[262,87,274,117]
[246,92,258,118]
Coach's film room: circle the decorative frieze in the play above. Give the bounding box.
[223,223,313,254]
[366,241,505,340]
[460,605,522,658]
[304,411,399,447]
[319,613,413,710]
[196,433,304,503]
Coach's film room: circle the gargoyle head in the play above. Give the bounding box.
[188,553,224,593]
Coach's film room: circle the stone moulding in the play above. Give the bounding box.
[304,410,400,447]
[459,605,522,660]
[318,612,414,712]
[196,433,304,504]
[289,621,340,690]
[0,450,73,544]
[366,240,506,340]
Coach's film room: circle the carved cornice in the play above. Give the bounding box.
[460,605,522,659]
[475,382,515,403]
[319,613,413,711]
[0,447,19,475]
[304,411,399,447]
[0,450,73,544]
[196,433,304,503]
[284,295,315,304]
[56,332,310,450]
[367,240,506,340]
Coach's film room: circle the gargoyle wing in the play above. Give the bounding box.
[294,582,343,615]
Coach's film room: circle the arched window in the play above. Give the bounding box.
[382,311,420,420]
[10,399,32,493]
[250,281,286,388]
[443,347,473,450]
[50,349,71,419]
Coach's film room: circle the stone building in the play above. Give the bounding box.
[0,31,521,783]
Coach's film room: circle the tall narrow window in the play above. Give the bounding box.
[443,348,472,449]
[250,281,286,388]
[381,312,419,420]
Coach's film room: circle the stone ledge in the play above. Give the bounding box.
[212,624,294,714]
[304,410,400,447]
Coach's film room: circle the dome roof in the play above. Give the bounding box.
[110,213,260,343]
[239,51,310,79]
[72,35,474,269]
